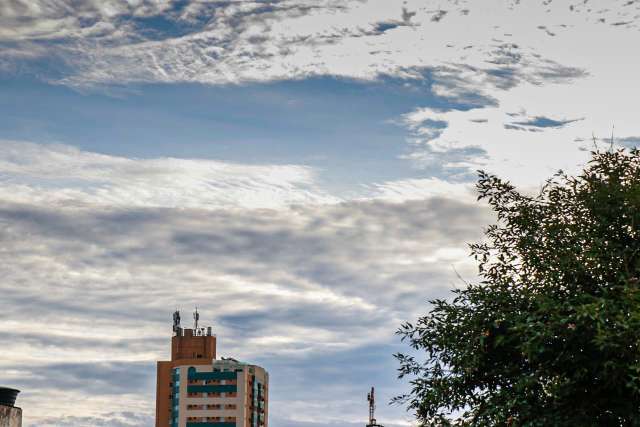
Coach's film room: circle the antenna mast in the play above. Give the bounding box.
[366,387,384,427]
[193,307,200,331]
[172,309,181,333]
[368,387,375,425]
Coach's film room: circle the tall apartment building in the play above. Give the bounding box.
[156,311,268,427]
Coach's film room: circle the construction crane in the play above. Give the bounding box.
[366,387,384,427]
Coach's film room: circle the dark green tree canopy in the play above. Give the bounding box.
[396,149,640,426]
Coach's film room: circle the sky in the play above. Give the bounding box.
[1,0,640,426]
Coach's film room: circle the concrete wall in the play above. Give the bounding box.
[0,405,22,427]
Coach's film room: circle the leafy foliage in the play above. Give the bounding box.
[395,149,640,426]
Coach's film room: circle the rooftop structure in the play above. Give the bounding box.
[0,387,22,427]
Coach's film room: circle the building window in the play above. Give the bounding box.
[187,404,204,410]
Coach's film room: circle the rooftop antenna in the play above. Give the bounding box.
[610,124,615,151]
[193,307,200,331]
[172,309,181,333]
[366,387,384,427]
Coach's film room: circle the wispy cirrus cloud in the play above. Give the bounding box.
[0,140,339,209]
[0,0,596,89]
[0,0,174,41]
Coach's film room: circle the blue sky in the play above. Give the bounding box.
[1,1,640,426]
[0,73,468,193]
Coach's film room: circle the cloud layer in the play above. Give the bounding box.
[0,186,490,426]
[0,139,492,427]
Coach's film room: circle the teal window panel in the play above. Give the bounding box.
[187,385,237,394]
[188,370,237,381]
[185,423,236,427]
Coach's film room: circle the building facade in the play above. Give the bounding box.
[156,312,268,427]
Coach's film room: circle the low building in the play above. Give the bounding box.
[0,387,22,427]
[156,311,268,427]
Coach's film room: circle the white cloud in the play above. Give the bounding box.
[0,140,340,209]
[385,2,640,185]
[363,177,477,203]
[396,27,640,187]
[56,0,578,88]
[0,0,622,87]
[0,140,489,208]
[0,0,173,40]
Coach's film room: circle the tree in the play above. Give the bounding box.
[395,149,640,426]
